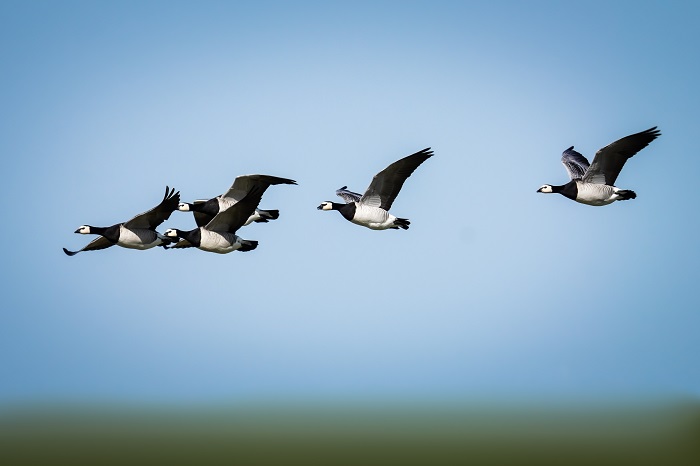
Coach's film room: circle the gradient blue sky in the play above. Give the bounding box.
[1,1,698,405]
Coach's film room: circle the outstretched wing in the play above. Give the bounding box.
[205,185,265,234]
[124,186,180,229]
[360,148,434,211]
[63,237,114,256]
[561,147,590,180]
[583,127,661,185]
[221,174,297,203]
[335,186,362,203]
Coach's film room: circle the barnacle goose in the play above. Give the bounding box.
[317,147,433,230]
[178,174,296,227]
[164,175,285,254]
[537,127,660,206]
[63,186,180,256]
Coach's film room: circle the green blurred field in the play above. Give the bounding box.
[2,402,699,465]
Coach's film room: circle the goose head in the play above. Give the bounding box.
[537,185,554,194]
[317,201,334,211]
[164,228,181,238]
[177,202,192,212]
[75,225,92,234]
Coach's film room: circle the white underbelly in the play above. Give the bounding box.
[351,205,395,230]
[117,227,161,249]
[576,197,615,206]
[575,183,616,206]
[199,230,241,254]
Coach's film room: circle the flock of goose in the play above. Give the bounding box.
[63,126,661,256]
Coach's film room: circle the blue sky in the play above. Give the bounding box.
[1,0,699,405]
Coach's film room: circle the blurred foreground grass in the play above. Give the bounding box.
[1,401,699,465]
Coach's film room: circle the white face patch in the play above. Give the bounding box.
[319,202,333,211]
[538,185,553,193]
[164,229,178,237]
[76,225,91,234]
[177,203,190,211]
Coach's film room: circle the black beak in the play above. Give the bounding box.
[74,228,81,233]
[536,188,543,193]
[317,205,324,210]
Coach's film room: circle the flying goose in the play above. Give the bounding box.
[63,186,180,256]
[165,187,262,254]
[317,147,434,230]
[537,127,661,206]
[178,174,297,227]
[164,175,288,254]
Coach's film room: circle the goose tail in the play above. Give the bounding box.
[617,189,637,201]
[394,218,410,230]
[254,209,280,222]
[238,240,259,252]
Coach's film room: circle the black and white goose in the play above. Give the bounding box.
[164,175,286,254]
[317,147,434,230]
[537,127,661,206]
[178,174,296,227]
[63,186,180,256]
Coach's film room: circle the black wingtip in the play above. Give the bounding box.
[163,186,178,200]
[646,126,661,138]
[269,176,298,186]
[418,147,434,157]
[63,247,78,256]
[162,186,180,204]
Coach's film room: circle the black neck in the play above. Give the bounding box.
[190,200,218,216]
[90,224,121,242]
[554,180,578,201]
[88,225,109,235]
[336,202,356,221]
[177,228,201,247]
